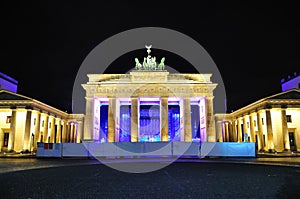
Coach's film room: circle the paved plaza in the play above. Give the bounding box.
[0,157,300,198]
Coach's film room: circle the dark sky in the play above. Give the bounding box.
[0,1,299,113]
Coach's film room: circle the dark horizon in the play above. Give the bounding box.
[1,1,299,113]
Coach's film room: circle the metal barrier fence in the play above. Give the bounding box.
[36,142,255,158]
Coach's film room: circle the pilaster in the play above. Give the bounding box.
[130,97,139,142]
[23,109,32,150]
[265,109,275,152]
[8,108,17,151]
[183,97,192,142]
[281,108,290,151]
[108,97,116,142]
[160,97,169,141]
[84,97,94,141]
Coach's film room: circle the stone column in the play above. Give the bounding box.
[84,97,94,141]
[131,97,139,142]
[108,97,116,142]
[216,121,223,142]
[115,99,120,142]
[243,116,248,142]
[49,115,55,143]
[73,123,78,143]
[33,112,41,149]
[62,121,67,142]
[184,97,192,142]
[257,111,265,151]
[23,109,32,151]
[8,108,17,151]
[68,123,71,142]
[160,97,169,142]
[70,123,74,142]
[56,118,61,143]
[281,108,290,151]
[249,113,255,142]
[65,122,69,142]
[228,122,234,142]
[237,118,242,142]
[77,121,83,143]
[265,109,275,152]
[206,97,216,142]
[232,120,237,142]
[42,113,49,143]
[225,122,229,142]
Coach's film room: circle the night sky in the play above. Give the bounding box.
[0,1,299,113]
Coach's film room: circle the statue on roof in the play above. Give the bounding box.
[158,57,165,70]
[135,58,142,70]
[146,45,152,55]
[134,45,165,71]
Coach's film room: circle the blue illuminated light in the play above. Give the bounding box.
[100,104,108,142]
[168,105,180,141]
[119,105,131,142]
[191,105,200,142]
[139,105,160,142]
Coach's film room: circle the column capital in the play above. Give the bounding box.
[264,104,272,110]
[281,104,288,109]
[206,96,214,100]
[10,106,17,110]
[41,110,49,115]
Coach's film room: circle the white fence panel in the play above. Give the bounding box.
[173,142,199,156]
[62,143,88,157]
[36,142,256,158]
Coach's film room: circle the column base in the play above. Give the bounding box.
[267,149,276,153]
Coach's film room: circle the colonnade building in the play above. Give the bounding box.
[0,90,84,152]
[215,89,300,152]
[2,47,299,154]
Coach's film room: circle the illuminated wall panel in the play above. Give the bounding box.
[119,105,131,142]
[191,105,200,142]
[139,105,160,142]
[168,105,180,141]
[99,104,108,142]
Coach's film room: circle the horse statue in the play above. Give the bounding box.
[158,57,165,70]
[135,58,142,70]
[143,57,147,70]
[151,57,157,70]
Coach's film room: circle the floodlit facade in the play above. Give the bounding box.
[82,71,217,143]
[4,46,298,155]
[82,47,218,144]
[215,89,300,152]
[0,90,84,152]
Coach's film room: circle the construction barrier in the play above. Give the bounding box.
[36,142,255,158]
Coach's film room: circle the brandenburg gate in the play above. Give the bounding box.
[82,46,217,144]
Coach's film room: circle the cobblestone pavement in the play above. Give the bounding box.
[1,155,300,174]
[0,161,300,198]
[0,155,300,198]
